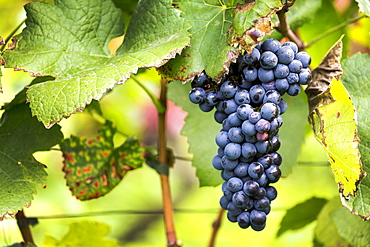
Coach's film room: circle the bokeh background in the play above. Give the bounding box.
[0,0,369,246]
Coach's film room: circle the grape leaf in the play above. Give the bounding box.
[314,197,351,247]
[279,92,309,176]
[43,221,119,247]
[167,81,222,186]
[159,0,283,82]
[306,39,364,198]
[277,197,328,237]
[355,0,370,16]
[340,53,370,219]
[3,0,191,127]
[60,121,144,200]
[0,103,63,219]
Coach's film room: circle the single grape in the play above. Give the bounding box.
[221,155,239,170]
[255,119,271,133]
[243,180,260,197]
[212,155,223,170]
[254,173,269,187]
[282,41,298,54]
[237,211,251,229]
[288,59,303,73]
[286,83,301,96]
[220,196,230,210]
[227,202,243,216]
[243,48,261,66]
[256,132,269,142]
[192,71,211,88]
[214,111,228,124]
[299,68,311,85]
[222,183,233,200]
[189,87,206,104]
[254,197,270,211]
[265,186,278,201]
[222,119,232,131]
[250,210,267,227]
[227,177,244,192]
[241,120,257,136]
[261,81,277,91]
[255,140,271,154]
[241,142,257,160]
[234,89,251,105]
[270,152,283,166]
[244,134,258,144]
[254,187,267,200]
[273,63,290,79]
[243,66,258,82]
[275,78,289,94]
[248,162,264,178]
[265,164,281,183]
[222,99,238,114]
[232,191,251,208]
[227,112,243,127]
[258,154,272,169]
[258,67,275,83]
[261,38,281,53]
[250,84,266,105]
[287,73,299,84]
[260,51,278,69]
[270,135,281,152]
[238,76,253,89]
[237,104,254,120]
[227,211,238,223]
[205,91,220,106]
[215,130,230,148]
[199,102,214,112]
[276,46,295,64]
[295,51,311,68]
[221,169,236,181]
[278,98,287,115]
[263,90,281,105]
[234,162,249,178]
[260,102,280,121]
[220,80,238,99]
[228,127,245,143]
[249,111,262,124]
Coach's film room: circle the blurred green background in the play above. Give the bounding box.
[0,0,369,246]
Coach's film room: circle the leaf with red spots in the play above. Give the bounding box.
[60,121,144,200]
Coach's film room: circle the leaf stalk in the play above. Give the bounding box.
[15,210,35,245]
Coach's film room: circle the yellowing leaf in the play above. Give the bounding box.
[309,79,364,197]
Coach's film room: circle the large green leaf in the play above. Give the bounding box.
[60,121,144,200]
[159,0,283,82]
[0,102,63,219]
[306,39,364,198]
[277,197,328,237]
[3,0,190,127]
[43,221,119,247]
[168,81,222,186]
[340,53,370,219]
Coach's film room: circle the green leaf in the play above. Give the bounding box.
[168,81,222,186]
[159,0,282,82]
[355,0,370,16]
[0,103,63,218]
[306,39,364,197]
[332,202,370,247]
[340,53,370,219]
[279,92,309,176]
[314,197,351,247]
[43,221,119,247]
[277,197,328,237]
[144,148,169,176]
[3,0,190,127]
[60,121,144,200]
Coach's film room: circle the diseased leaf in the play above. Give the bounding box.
[277,197,328,237]
[340,53,370,219]
[43,221,119,247]
[168,81,222,186]
[355,0,370,16]
[0,102,63,219]
[159,0,283,82]
[3,0,190,127]
[60,121,144,200]
[306,38,364,197]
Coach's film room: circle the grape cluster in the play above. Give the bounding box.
[188,39,311,230]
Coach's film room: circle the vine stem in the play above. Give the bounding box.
[15,210,35,244]
[158,78,180,247]
[208,208,225,247]
[306,15,367,48]
[276,3,305,50]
